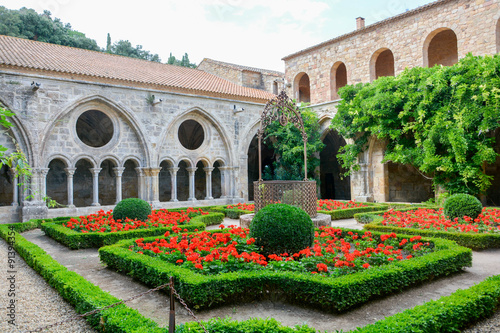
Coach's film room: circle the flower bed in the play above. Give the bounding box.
[41,209,224,249]
[364,207,500,250]
[99,228,471,312]
[317,201,389,220]
[317,199,367,211]
[130,226,432,277]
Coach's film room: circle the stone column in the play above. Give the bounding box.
[113,167,125,204]
[64,168,76,208]
[218,166,230,199]
[10,169,18,207]
[168,167,180,202]
[150,168,161,204]
[135,167,145,200]
[142,168,152,202]
[187,167,197,201]
[39,168,50,200]
[204,167,214,200]
[90,168,102,206]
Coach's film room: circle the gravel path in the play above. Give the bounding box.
[0,238,96,333]
[3,217,500,332]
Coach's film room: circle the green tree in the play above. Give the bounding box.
[0,106,31,179]
[110,40,161,62]
[263,105,325,181]
[106,33,111,53]
[331,53,500,196]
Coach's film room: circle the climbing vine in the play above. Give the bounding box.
[332,54,500,196]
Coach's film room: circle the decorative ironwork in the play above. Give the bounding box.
[254,180,318,218]
[257,90,309,181]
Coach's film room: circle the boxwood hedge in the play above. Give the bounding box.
[41,212,223,249]
[318,203,389,220]
[99,228,472,312]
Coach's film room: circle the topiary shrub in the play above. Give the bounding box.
[443,193,483,221]
[249,203,314,256]
[113,198,152,222]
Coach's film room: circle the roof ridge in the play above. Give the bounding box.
[200,57,284,76]
[282,0,456,60]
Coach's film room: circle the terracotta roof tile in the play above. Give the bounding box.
[198,58,284,76]
[0,35,275,103]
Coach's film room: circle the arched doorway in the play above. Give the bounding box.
[212,161,222,199]
[371,48,395,81]
[0,164,13,206]
[320,130,350,199]
[294,73,311,103]
[159,160,173,202]
[122,160,138,199]
[330,62,347,100]
[424,28,458,67]
[98,159,117,205]
[74,159,93,207]
[46,159,68,206]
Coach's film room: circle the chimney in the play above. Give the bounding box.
[356,17,365,30]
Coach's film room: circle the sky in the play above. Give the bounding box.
[1,0,436,71]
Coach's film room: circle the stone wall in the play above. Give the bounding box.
[0,70,267,222]
[284,0,500,104]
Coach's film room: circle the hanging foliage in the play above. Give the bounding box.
[332,53,500,196]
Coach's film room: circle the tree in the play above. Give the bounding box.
[106,33,111,53]
[0,106,30,179]
[331,54,500,196]
[263,105,325,181]
[110,40,161,62]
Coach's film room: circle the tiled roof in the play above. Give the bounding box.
[282,0,454,60]
[0,35,275,103]
[198,58,284,77]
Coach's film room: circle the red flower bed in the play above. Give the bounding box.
[130,226,432,276]
[381,208,500,233]
[226,203,255,211]
[63,208,208,233]
[317,199,368,211]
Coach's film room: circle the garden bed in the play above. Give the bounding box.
[99,227,472,312]
[364,207,500,250]
[41,208,224,249]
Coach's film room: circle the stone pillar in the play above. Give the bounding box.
[218,166,230,198]
[39,168,50,200]
[21,168,48,222]
[187,167,197,201]
[204,167,214,200]
[113,167,125,204]
[11,169,18,207]
[168,167,180,202]
[90,168,102,206]
[135,167,145,200]
[150,168,161,204]
[371,140,389,203]
[64,168,76,208]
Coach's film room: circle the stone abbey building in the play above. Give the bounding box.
[1,0,500,223]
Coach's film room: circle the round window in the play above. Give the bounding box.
[76,110,114,148]
[178,120,204,150]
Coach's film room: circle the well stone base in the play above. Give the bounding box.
[240,213,331,229]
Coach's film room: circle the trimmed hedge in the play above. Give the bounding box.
[0,222,166,333]
[41,213,223,249]
[364,220,500,250]
[444,193,483,220]
[206,205,252,219]
[319,203,389,220]
[113,198,152,222]
[99,229,472,312]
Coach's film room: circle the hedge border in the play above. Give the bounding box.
[0,221,496,333]
[363,207,500,250]
[318,203,389,220]
[41,212,224,249]
[0,221,166,333]
[99,228,472,312]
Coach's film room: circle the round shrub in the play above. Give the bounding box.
[113,198,152,222]
[249,203,314,256]
[443,193,483,220]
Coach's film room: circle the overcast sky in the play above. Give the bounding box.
[1,0,435,71]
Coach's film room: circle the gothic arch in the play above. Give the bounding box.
[370,48,395,81]
[40,95,150,167]
[330,62,347,100]
[423,28,458,67]
[0,98,34,166]
[294,72,311,103]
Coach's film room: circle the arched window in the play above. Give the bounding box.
[294,73,310,103]
[370,48,395,81]
[159,160,172,202]
[330,62,347,100]
[46,159,68,206]
[122,160,138,200]
[424,28,458,67]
